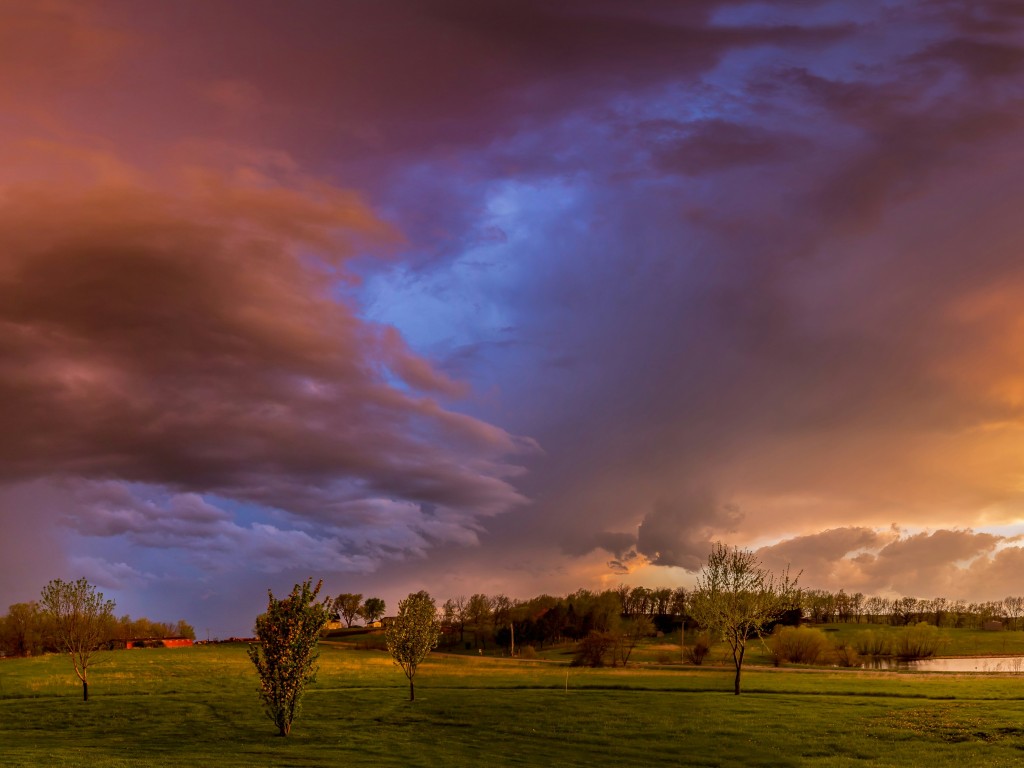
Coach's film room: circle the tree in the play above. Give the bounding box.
[615,614,655,667]
[175,619,197,640]
[39,578,116,701]
[2,602,43,657]
[465,593,494,648]
[385,591,441,701]
[689,543,799,695]
[359,597,386,624]
[1005,596,1024,631]
[248,578,330,736]
[333,593,363,628]
[571,629,616,667]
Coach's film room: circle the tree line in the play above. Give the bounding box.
[801,590,1024,629]
[423,587,1024,657]
[0,595,195,659]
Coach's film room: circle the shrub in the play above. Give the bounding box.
[248,578,330,736]
[852,630,891,656]
[893,622,942,659]
[771,626,829,665]
[571,631,615,667]
[520,645,537,660]
[831,643,861,668]
[684,633,711,665]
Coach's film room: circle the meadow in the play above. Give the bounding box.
[4,640,1024,767]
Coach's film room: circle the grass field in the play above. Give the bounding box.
[4,641,1024,767]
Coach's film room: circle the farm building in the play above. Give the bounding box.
[119,636,194,649]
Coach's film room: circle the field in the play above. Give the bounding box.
[4,641,1024,767]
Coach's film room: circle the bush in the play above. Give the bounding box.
[571,631,615,667]
[893,622,942,659]
[771,626,829,665]
[831,643,861,668]
[684,633,711,665]
[520,645,537,660]
[852,630,891,656]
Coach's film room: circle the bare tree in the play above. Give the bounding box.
[615,614,654,666]
[689,543,799,695]
[39,578,115,701]
[1004,596,1024,631]
[465,593,494,649]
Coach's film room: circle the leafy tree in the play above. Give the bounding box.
[2,602,43,657]
[333,593,363,627]
[491,594,514,629]
[39,578,116,701]
[652,587,673,615]
[248,578,330,736]
[385,591,441,701]
[175,619,197,640]
[359,597,386,624]
[689,543,799,695]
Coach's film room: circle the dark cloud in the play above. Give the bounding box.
[4,0,1024,634]
[564,530,638,559]
[635,496,744,570]
[0,168,532,563]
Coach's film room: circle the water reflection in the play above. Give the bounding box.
[860,655,1024,673]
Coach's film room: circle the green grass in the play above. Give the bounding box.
[5,643,1024,766]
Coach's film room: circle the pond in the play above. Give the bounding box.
[861,655,1024,673]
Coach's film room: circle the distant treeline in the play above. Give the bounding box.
[0,601,195,658]
[426,585,1024,654]
[435,587,687,652]
[800,590,1024,629]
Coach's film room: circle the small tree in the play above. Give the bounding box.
[360,597,386,624]
[248,578,330,736]
[385,591,441,701]
[615,614,654,667]
[333,593,363,628]
[689,543,799,695]
[39,578,116,701]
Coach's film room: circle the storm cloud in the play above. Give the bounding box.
[3,0,1024,633]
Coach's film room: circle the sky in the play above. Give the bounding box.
[2,0,1024,637]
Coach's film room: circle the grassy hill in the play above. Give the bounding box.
[3,640,1024,766]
